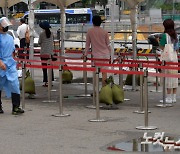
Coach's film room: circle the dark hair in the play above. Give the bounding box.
[92,15,102,26]
[39,21,51,38]
[45,28,51,38]
[20,18,25,23]
[163,19,178,42]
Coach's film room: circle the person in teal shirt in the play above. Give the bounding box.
[0,17,24,115]
[159,19,179,104]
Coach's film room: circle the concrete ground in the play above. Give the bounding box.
[0,69,180,154]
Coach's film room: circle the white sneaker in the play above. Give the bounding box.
[159,98,173,104]
[172,98,176,103]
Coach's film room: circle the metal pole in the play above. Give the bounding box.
[92,66,96,107]
[4,0,8,17]
[134,63,145,114]
[136,69,157,130]
[118,0,121,22]
[118,54,123,88]
[52,65,70,117]
[42,59,56,103]
[60,7,66,57]
[156,61,173,107]
[74,55,91,97]
[86,63,96,109]
[110,1,115,64]
[81,24,84,49]
[83,55,88,95]
[28,0,34,78]
[144,70,148,127]
[89,67,106,122]
[86,61,103,108]
[130,6,138,91]
[150,49,161,93]
[47,59,51,100]
[119,53,130,101]
[21,61,26,109]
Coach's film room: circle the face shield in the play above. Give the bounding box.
[0,17,12,28]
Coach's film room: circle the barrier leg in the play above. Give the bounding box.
[134,63,150,114]
[86,66,96,109]
[52,65,70,117]
[71,56,91,97]
[119,56,130,101]
[89,67,106,122]
[84,69,88,95]
[134,63,145,114]
[118,56,123,88]
[42,60,56,103]
[150,52,161,92]
[21,61,26,109]
[77,56,91,97]
[51,66,57,92]
[136,69,157,130]
[156,61,173,107]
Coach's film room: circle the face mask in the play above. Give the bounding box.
[2,26,8,32]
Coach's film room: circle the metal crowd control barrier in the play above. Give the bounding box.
[42,59,56,103]
[21,61,26,110]
[119,54,130,101]
[150,52,161,93]
[86,65,96,109]
[77,55,91,97]
[89,67,106,122]
[50,61,57,92]
[136,69,157,130]
[156,61,173,108]
[52,65,70,117]
[70,55,91,98]
[118,54,123,88]
[83,56,88,96]
[134,63,144,114]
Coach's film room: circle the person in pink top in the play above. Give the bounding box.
[84,15,111,86]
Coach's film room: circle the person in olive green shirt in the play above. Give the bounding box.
[159,19,179,104]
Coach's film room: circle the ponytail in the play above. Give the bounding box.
[45,28,51,38]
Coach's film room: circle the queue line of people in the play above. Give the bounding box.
[0,15,179,115]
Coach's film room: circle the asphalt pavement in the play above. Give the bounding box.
[0,68,180,154]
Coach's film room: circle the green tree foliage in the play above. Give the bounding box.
[175,3,180,10]
[99,0,108,9]
[147,0,180,11]
[82,0,90,8]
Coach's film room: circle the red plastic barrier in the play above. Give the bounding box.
[87,57,110,62]
[101,68,143,75]
[94,62,138,68]
[143,64,180,70]
[122,59,160,64]
[17,61,180,79]
[63,66,96,72]
[26,64,57,69]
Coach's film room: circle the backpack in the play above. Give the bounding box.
[25,25,30,44]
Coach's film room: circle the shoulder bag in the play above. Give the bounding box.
[160,33,177,62]
[25,25,30,44]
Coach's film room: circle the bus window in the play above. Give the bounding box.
[23,8,93,25]
[49,15,60,24]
